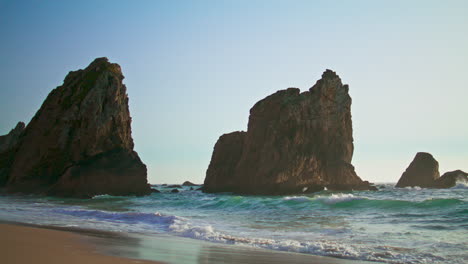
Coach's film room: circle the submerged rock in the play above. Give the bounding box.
[0,57,151,198]
[396,153,467,188]
[171,189,179,193]
[204,70,375,194]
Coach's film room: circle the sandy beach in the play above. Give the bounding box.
[0,222,374,264]
[0,223,161,264]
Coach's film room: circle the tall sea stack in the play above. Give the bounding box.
[0,58,151,198]
[204,70,375,194]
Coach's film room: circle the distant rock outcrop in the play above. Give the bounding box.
[182,181,198,186]
[204,70,375,194]
[434,170,468,188]
[396,153,467,188]
[396,152,440,188]
[0,57,151,198]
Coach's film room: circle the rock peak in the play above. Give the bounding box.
[414,152,435,160]
[11,122,25,133]
[86,57,122,75]
[321,69,340,80]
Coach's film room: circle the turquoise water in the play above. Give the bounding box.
[0,183,466,263]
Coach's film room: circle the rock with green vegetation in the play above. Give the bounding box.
[0,57,151,198]
[204,70,376,194]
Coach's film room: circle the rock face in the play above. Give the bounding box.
[396,152,467,188]
[0,57,151,198]
[396,152,439,188]
[204,70,375,194]
[0,122,25,185]
[0,122,25,153]
[434,170,468,188]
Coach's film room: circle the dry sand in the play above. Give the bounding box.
[0,223,162,264]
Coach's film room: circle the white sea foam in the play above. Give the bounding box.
[283,196,311,202]
[315,193,363,204]
[403,186,422,190]
[452,180,468,189]
[166,216,442,264]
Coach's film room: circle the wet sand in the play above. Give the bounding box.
[0,223,161,264]
[0,222,375,264]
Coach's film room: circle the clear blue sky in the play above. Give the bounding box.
[1,0,467,184]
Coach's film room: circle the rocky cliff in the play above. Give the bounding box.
[0,122,25,185]
[396,152,467,188]
[0,57,151,198]
[0,122,25,153]
[204,70,375,194]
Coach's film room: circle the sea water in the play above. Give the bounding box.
[0,183,466,263]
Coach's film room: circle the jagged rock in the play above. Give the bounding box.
[204,70,375,194]
[0,122,25,153]
[0,122,25,185]
[182,181,197,186]
[1,57,151,198]
[434,170,468,188]
[396,153,466,188]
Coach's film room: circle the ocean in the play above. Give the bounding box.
[0,183,466,264]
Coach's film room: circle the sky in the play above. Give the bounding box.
[0,0,467,184]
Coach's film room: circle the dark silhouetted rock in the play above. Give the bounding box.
[182,181,198,186]
[167,184,182,188]
[0,122,25,186]
[171,189,179,193]
[151,188,161,193]
[433,170,468,188]
[396,152,439,188]
[204,70,375,194]
[0,122,25,153]
[396,153,466,189]
[1,57,151,198]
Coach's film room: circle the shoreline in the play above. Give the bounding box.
[0,222,162,264]
[0,221,376,264]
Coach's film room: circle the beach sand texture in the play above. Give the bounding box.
[0,223,161,264]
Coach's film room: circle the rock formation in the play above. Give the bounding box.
[0,57,151,198]
[0,122,25,185]
[204,70,375,194]
[0,122,25,153]
[396,152,467,188]
[396,152,439,188]
[182,181,198,186]
[434,170,468,188]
